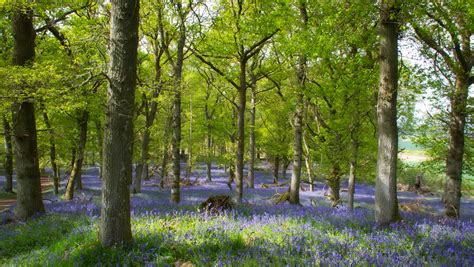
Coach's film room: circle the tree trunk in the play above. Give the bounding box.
[290,90,304,205]
[444,75,468,219]
[159,143,170,188]
[327,164,341,207]
[303,133,315,191]
[134,161,143,193]
[40,105,59,195]
[348,138,359,210]
[68,147,76,177]
[100,0,139,247]
[134,93,158,193]
[206,121,212,182]
[2,115,13,193]
[289,3,308,205]
[64,110,89,200]
[247,71,257,189]
[375,0,400,225]
[204,88,214,182]
[11,5,45,220]
[272,156,280,184]
[281,156,290,180]
[227,164,235,189]
[170,82,182,203]
[74,111,89,191]
[235,57,247,202]
[185,93,193,179]
[170,25,186,203]
[95,120,103,179]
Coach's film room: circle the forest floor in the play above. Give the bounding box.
[0,163,473,266]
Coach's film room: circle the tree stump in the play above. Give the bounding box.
[199,195,233,213]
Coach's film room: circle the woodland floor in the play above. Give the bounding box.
[0,162,473,266]
[2,162,471,219]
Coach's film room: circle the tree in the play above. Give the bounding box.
[132,1,169,192]
[192,0,280,202]
[289,1,308,205]
[64,110,89,200]
[375,0,401,225]
[167,0,187,203]
[409,0,472,219]
[39,103,59,195]
[10,3,46,220]
[99,0,139,247]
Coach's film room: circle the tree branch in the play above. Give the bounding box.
[412,25,457,73]
[35,3,90,32]
[190,47,240,90]
[244,29,280,59]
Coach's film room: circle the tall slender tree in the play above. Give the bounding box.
[410,0,472,219]
[289,1,308,205]
[39,104,60,195]
[375,0,401,225]
[99,0,139,246]
[192,0,279,202]
[64,110,89,200]
[11,3,45,220]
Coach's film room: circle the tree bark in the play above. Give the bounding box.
[40,104,59,195]
[205,116,212,182]
[204,84,217,182]
[228,164,235,188]
[64,110,89,200]
[68,147,76,177]
[2,115,13,193]
[99,0,139,247]
[185,93,193,179]
[170,21,186,203]
[327,164,341,207]
[95,120,103,179]
[375,0,400,225]
[281,156,290,180]
[247,70,257,189]
[235,58,247,202]
[303,133,315,192]
[444,75,469,218]
[160,146,170,188]
[348,137,359,210]
[11,5,45,220]
[159,115,173,188]
[133,51,163,192]
[289,2,308,205]
[290,90,304,205]
[133,95,153,193]
[272,156,280,184]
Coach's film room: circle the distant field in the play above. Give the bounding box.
[398,138,430,164]
[399,138,425,152]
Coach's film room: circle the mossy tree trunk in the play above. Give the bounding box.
[11,5,45,220]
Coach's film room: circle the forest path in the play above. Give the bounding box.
[0,177,53,212]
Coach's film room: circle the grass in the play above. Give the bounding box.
[1,204,473,266]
